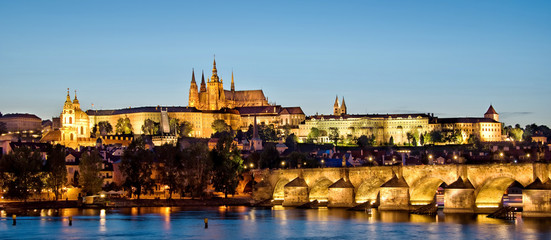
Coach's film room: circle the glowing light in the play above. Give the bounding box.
[369,157,373,161]
[100,194,106,198]
[250,163,254,168]
[281,161,286,166]
[428,155,433,159]
[477,204,499,208]
[499,152,504,157]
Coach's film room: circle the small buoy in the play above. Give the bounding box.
[12,214,16,226]
[68,216,72,226]
[204,218,208,228]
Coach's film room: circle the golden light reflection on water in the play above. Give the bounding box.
[99,209,106,232]
[161,207,171,230]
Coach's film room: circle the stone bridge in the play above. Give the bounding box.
[251,163,551,217]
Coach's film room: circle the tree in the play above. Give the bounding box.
[45,145,67,200]
[285,134,298,151]
[329,127,340,146]
[307,127,320,143]
[179,121,193,138]
[156,144,185,199]
[430,130,443,143]
[260,144,281,169]
[422,133,431,144]
[120,138,155,199]
[115,117,133,135]
[79,150,104,196]
[246,123,278,142]
[142,119,159,135]
[98,121,113,136]
[169,118,180,136]
[211,119,230,133]
[357,135,375,148]
[0,146,44,201]
[509,124,524,141]
[0,122,7,134]
[182,142,212,198]
[210,134,243,198]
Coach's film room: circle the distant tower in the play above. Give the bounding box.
[484,105,499,122]
[333,96,340,115]
[72,90,80,109]
[189,69,199,108]
[340,97,347,115]
[231,71,235,92]
[200,70,207,92]
[250,115,263,151]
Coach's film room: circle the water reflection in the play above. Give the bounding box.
[99,209,106,232]
[0,207,550,239]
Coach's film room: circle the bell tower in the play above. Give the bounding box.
[206,56,226,110]
[333,95,340,115]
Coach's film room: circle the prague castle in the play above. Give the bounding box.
[298,99,502,145]
[40,57,502,149]
[43,58,305,148]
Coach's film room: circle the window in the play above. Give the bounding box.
[69,117,72,124]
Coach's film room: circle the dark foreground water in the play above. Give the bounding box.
[1,206,550,239]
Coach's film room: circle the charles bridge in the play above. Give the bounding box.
[251,163,551,217]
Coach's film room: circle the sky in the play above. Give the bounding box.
[1,0,550,127]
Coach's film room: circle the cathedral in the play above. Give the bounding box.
[189,58,269,111]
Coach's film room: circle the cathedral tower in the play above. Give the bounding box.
[206,57,226,110]
[189,69,199,108]
[340,97,347,115]
[333,96,340,115]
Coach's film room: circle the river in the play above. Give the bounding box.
[1,206,550,239]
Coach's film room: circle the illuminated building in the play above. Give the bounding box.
[42,58,305,147]
[298,99,502,145]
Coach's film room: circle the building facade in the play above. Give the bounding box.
[298,101,502,145]
[44,59,305,147]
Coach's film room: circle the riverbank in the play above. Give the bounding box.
[0,197,254,210]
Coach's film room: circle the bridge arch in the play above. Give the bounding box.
[272,178,290,200]
[475,177,521,209]
[409,176,446,205]
[355,177,388,203]
[308,178,333,202]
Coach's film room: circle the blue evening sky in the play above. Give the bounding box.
[1,0,550,127]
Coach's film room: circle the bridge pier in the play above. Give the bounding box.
[252,180,273,202]
[328,178,355,207]
[378,175,410,211]
[522,178,551,217]
[283,177,309,207]
[443,177,475,213]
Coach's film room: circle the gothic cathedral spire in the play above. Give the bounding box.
[200,70,206,92]
[340,97,347,115]
[189,69,199,107]
[333,95,340,115]
[231,71,235,92]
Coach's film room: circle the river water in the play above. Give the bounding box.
[0,206,550,239]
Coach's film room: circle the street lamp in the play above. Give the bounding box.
[281,161,286,168]
[250,163,254,168]
[321,159,325,168]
